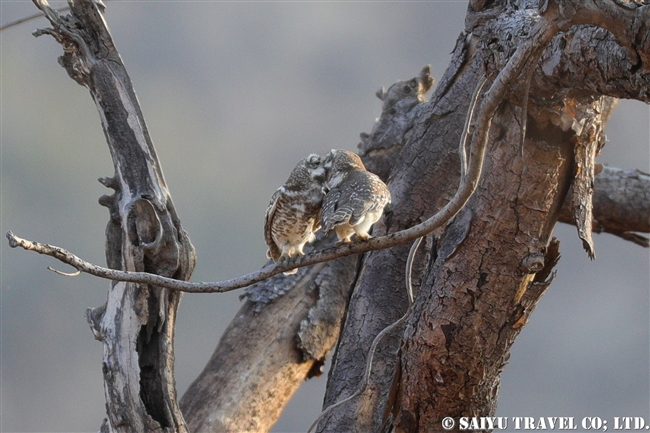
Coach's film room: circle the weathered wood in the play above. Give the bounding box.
[559,165,650,247]
[179,67,436,433]
[570,98,607,258]
[15,0,649,432]
[31,1,195,431]
[319,0,650,431]
[179,260,352,433]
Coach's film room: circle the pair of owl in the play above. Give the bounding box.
[264,149,391,274]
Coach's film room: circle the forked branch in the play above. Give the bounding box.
[5,73,488,293]
[3,18,541,293]
[0,16,572,293]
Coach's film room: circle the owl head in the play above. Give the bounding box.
[323,149,367,190]
[285,153,326,189]
[323,149,366,174]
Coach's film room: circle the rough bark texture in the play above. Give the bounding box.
[25,0,650,432]
[318,0,650,431]
[179,259,354,433]
[178,67,436,433]
[559,166,650,245]
[391,115,572,432]
[32,1,196,432]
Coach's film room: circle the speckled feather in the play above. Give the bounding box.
[264,155,325,269]
[321,149,391,242]
[322,170,389,230]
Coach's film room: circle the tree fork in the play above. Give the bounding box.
[320,0,650,431]
[9,0,649,432]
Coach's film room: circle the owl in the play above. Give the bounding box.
[265,154,326,274]
[321,149,391,244]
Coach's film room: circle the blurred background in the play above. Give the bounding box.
[1,2,648,432]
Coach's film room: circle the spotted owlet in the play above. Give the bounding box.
[264,154,326,274]
[321,149,391,244]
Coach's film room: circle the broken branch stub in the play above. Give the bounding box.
[31,1,195,432]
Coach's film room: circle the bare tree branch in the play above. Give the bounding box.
[27,0,195,431]
[7,161,648,296]
[3,153,472,295]
[0,1,89,32]
[4,67,490,294]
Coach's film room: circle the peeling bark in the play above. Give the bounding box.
[318,0,650,431]
[559,165,650,247]
[31,1,195,431]
[570,97,608,259]
[21,0,650,432]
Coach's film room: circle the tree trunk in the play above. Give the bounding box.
[24,0,649,432]
[32,1,196,431]
[177,1,650,429]
[319,0,650,431]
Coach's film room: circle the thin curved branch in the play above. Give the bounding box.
[4,16,564,294]
[307,224,427,432]
[4,71,492,293]
[306,305,413,433]
[47,266,81,277]
[10,8,620,296]
[7,187,478,293]
[0,1,92,32]
[1,10,52,32]
[5,88,490,294]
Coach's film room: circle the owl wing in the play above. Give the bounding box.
[321,187,350,234]
[264,188,282,261]
[348,173,391,226]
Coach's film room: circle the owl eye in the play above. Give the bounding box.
[305,156,323,170]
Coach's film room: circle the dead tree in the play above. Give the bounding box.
[24,1,196,432]
[181,0,650,431]
[8,0,648,432]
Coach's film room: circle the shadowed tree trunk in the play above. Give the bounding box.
[15,0,649,432]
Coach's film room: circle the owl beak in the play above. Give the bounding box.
[323,149,336,167]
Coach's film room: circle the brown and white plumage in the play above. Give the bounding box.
[321,149,391,243]
[265,154,326,274]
